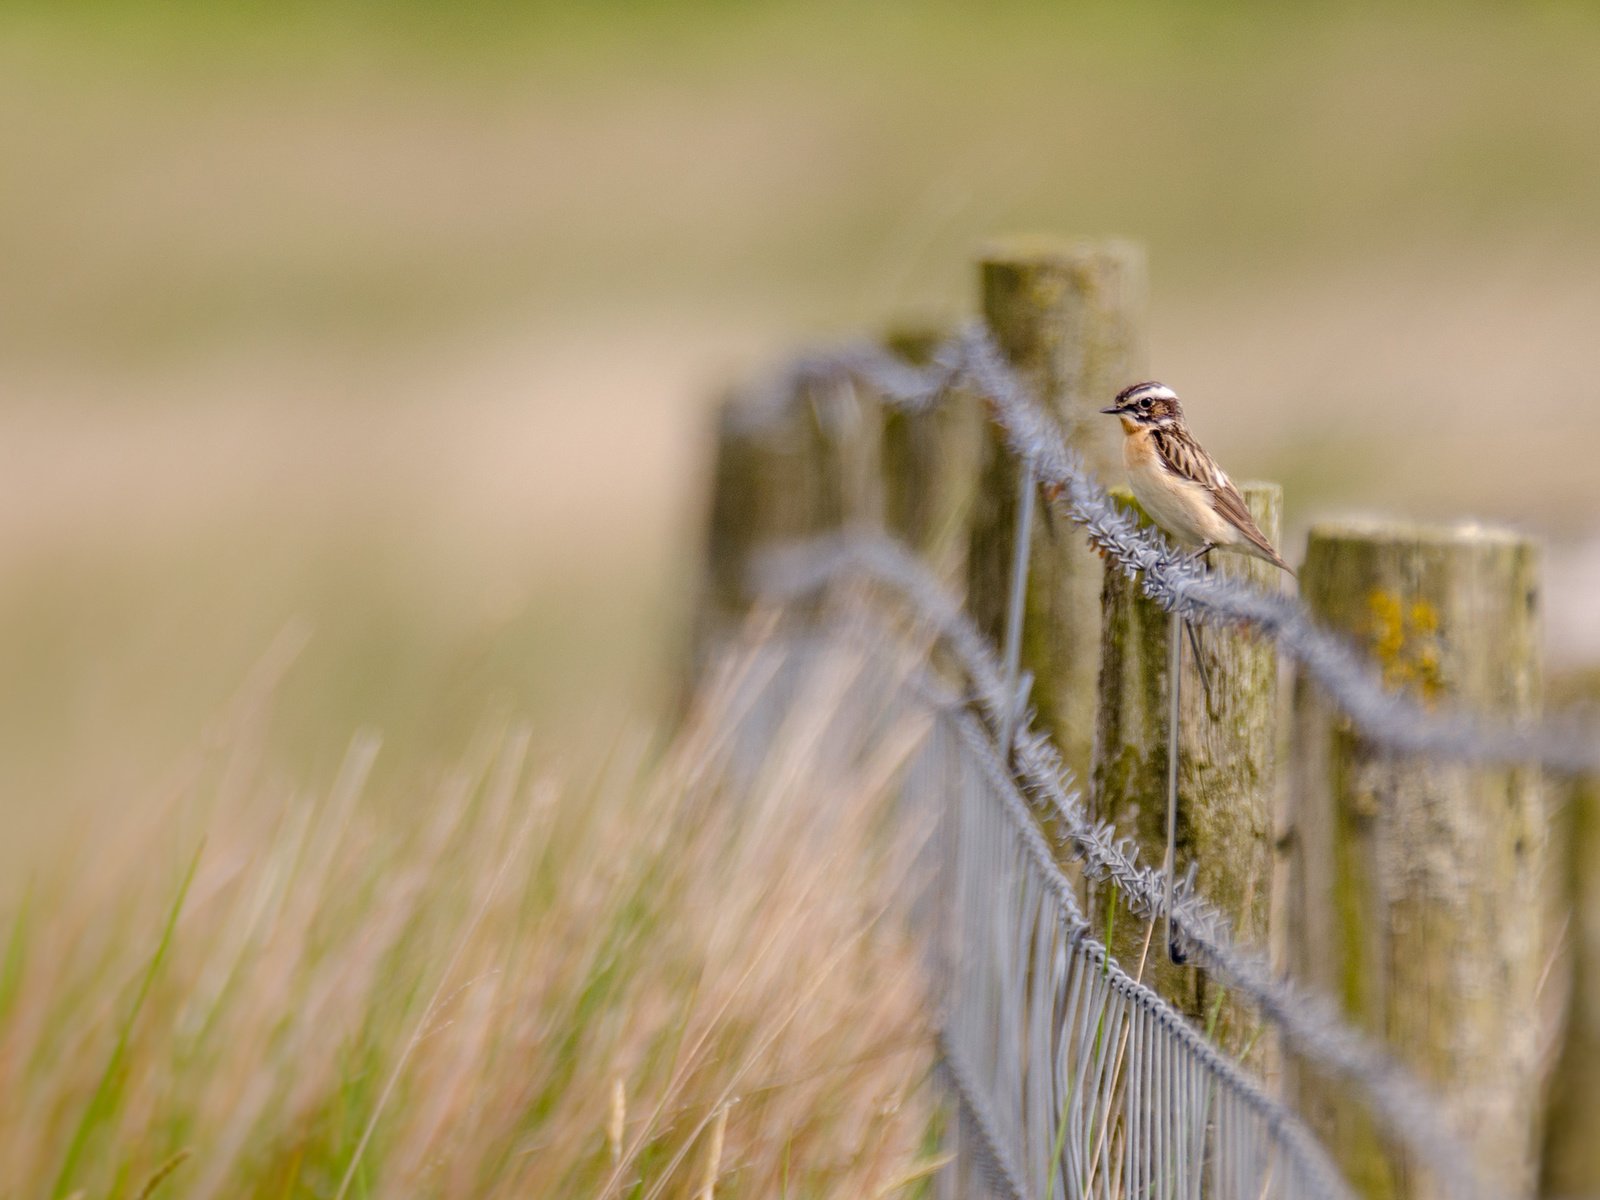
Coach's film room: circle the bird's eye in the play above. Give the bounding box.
[1138,398,1152,410]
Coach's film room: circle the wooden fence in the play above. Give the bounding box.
[690,236,1594,1200]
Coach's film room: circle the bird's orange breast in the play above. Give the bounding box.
[1120,423,1158,469]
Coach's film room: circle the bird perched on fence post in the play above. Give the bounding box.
[1099,381,1293,711]
[1099,381,1293,574]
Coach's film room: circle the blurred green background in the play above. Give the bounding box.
[5,0,1600,852]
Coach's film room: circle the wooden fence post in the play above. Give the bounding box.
[1286,521,1544,1200]
[1540,669,1600,1199]
[880,324,984,582]
[691,376,884,677]
[1089,484,1280,1057]
[965,238,1146,781]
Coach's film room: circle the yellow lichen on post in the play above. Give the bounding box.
[964,238,1147,782]
[1089,483,1281,1059]
[1286,520,1545,1200]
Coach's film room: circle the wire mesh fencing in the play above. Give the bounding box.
[903,703,1352,1200]
[700,612,1360,1200]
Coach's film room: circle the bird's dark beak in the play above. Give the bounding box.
[1099,405,1122,415]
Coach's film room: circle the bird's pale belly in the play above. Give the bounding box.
[1126,459,1241,549]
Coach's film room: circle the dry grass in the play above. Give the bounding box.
[0,643,941,1198]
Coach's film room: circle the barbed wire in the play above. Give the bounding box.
[740,324,1599,775]
[759,533,1487,1200]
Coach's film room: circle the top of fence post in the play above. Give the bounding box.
[976,236,1145,479]
[880,322,983,581]
[965,237,1147,783]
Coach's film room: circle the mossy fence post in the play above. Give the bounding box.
[964,238,1146,782]
[1089,485,1281,1058]
[1540,669,1600,1199]
[1285,521,1544,1200]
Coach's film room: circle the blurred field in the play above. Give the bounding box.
[5,1,1600,825]
[4,1,1600,1191]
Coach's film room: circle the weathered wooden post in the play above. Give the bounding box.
[1286,520,1544,1200]
[880,324,984,582]
[1540,670,1600,1199]
[1089,485,1281,1055]
[692,373,885,675]
[964,238,1146,781]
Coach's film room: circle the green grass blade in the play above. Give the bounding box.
[1101,895,1115,978]
[50,841,204,1200]
[1203,986,1227,1042]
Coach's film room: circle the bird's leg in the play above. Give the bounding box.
[1184,618,1216,716]
[1185,543,1218,717]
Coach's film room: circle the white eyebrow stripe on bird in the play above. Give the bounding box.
[1125,382,1179,402]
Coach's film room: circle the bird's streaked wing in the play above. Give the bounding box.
[1152,428,1290,571]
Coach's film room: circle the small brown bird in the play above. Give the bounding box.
[1100,382,1292,574]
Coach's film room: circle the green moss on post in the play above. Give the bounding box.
[880,324,983,582]
[965,238,1147,781]
[1287,520,1544,1200]
[1089,484,1280,1058]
